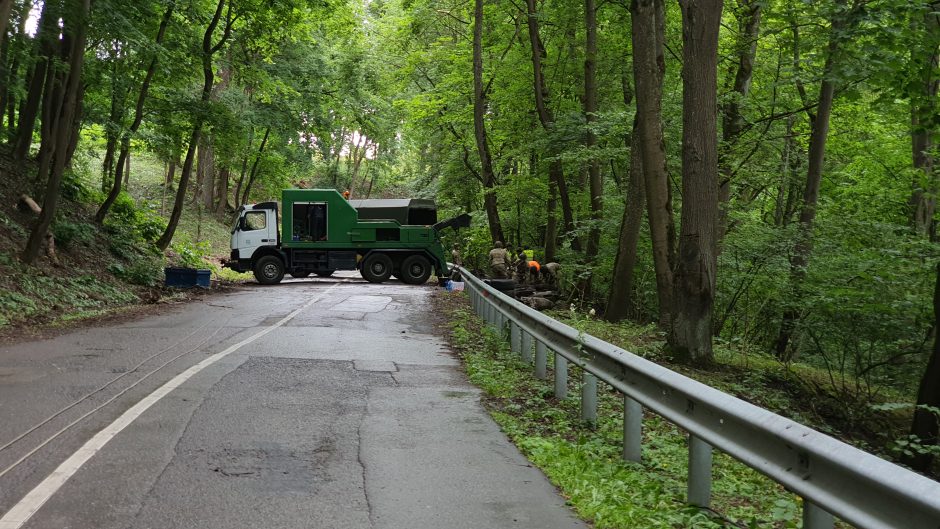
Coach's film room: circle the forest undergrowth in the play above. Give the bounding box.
[0,145,245,335]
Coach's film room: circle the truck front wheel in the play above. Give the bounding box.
[400,255,432,285]
[254,255,285,285]
[361,253,392,283]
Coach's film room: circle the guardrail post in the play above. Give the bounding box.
[554,354,568,399]
[802,501,834,529]
[688,434,712,508]
[534,340,547,379]
[622,396,642,463]
[510,321,520,355]
[581,372,597,425]
[485,300,494,326]
[521,330,533,364]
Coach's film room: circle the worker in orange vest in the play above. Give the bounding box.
[527,259,541,284]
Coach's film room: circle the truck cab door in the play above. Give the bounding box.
[235,209,277,260]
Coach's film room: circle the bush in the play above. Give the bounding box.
[171,240,211,269]
[53,219,96,248]
[108,257,164,287]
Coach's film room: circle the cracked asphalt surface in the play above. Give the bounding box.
[0,273,586,528]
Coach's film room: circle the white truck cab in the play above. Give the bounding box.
[230,202,279,264]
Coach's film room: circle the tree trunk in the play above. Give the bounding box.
[525,0,578,251]
[240,126,270,205]
[910,1,940,237]
[13,0,59,162]
[215,167,229,214]
[96,1,174,223]
[544,163,558,262]
[0,0,14,44]
[903,261,940,473]
[774,6,848,360]
[581,0,602,297]
[670,0,723,364]
[22,0,90,265]
[157,0,232,251]
[717,0,761,243]
[632,0,675,329]
[606,120,646,322]
[473,0,505,244]
[197,137,215,209]
[233,127,254,205]
[5,1,28,141]
[166,159,176,187]
[774,116,798,226]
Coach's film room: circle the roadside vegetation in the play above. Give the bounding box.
[436,291,875,528]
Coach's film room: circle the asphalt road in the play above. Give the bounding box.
[0,273,586,529]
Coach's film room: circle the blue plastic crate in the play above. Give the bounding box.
[164,267,211,288]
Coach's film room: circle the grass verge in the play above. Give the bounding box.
[435,291,852,529]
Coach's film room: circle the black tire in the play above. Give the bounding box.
[314,270,335,278]
[399,254,433,285]
[253,255,285,285]
[290,271,311,279]
[484,278,516,292]
[361,253,393,283]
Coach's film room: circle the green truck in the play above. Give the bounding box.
[225,189,468,285]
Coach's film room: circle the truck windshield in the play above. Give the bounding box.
[230,207,246,234]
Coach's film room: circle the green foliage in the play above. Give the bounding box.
[444,300,819,528]
[0,274,138,329]
[53,220,96,248]
[107,257,164,287]
[171,240,212,269]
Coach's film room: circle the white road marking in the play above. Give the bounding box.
[0,283,342,529]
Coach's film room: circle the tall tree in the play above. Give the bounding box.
[156,0,233,250]
[718,0,762,242]
[909,1,940,237]
[606,119,645,322]
[0,0,13,44]
[904,262,940,472]
[13,0,60,162]
[582,0,602,296]
[22,0,92,264]
[472,0,505,244]
[670,0,724,363]
[96,0,175,223]
[775,1,859,359]
[631,0,675,328]
[525,0,578,253]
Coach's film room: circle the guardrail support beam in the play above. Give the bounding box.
[510,322,520,355]
[623,396,642,463]
[581,372,597,425]
[803,501,834,529]
[534,340,547,379]
[688,434,712,508]
[521,331,533,364]
[554,354,568,399]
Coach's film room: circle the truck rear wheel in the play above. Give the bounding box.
[361,253,392,283]
[254,255,285,285]
[400,255,432,285]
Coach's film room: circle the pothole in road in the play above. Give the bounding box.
[206,444,333,490]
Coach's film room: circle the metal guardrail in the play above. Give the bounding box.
[457,267,940,529]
